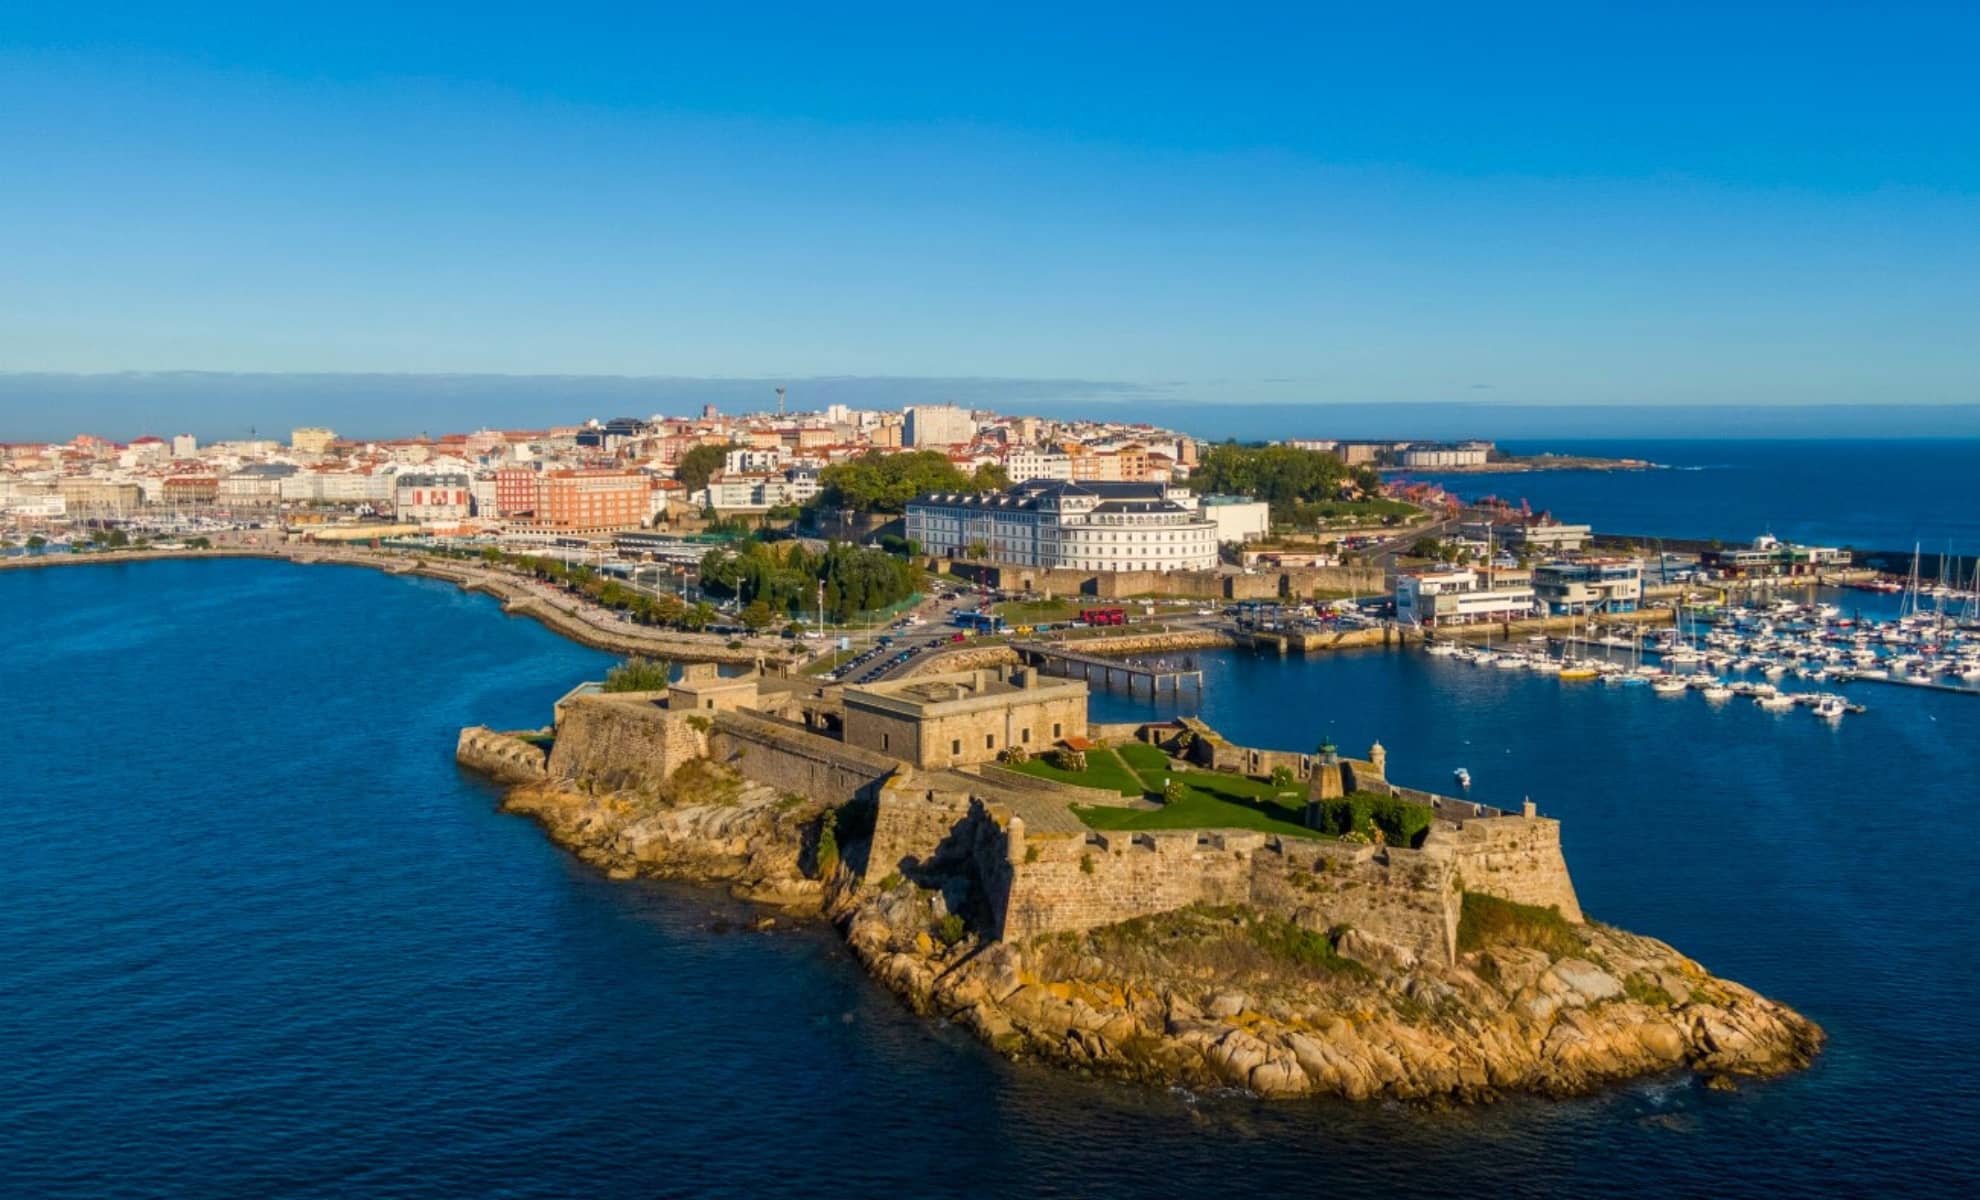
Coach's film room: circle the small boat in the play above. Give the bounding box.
[1652,676,1688,695]
[1756,693,1796,712]
[1812,694,1848,720]
[1558,664,1599,680]
[1424,640,1460,657]
[1453,767,1471,789]
[1702,684,1734,701]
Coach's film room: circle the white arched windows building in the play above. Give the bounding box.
[906,480,1221,572]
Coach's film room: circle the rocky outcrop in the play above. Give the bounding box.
[501,760,830,909]
[832,893,1822,1101]
[459,716,1823,1103]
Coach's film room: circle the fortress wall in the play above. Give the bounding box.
[1435,815,1584,923]
[999,830,1261,942]
[1250,841,1460,967]
[971,763,1138,808]
[546,695,707,796]
[709,710,900,806]
[866,778,983,882]
[454,726,550,785]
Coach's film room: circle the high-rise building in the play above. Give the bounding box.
[904,404,975,447]
[171,433,198,459]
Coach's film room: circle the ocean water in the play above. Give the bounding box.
[1413,438,1980,553]
[4,558,1978,1198]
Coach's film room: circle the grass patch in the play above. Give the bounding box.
[1457,892,1582,959]
[1624,972,1676,1007]
[1005,747,1148,796]
[1114,741,1171,777]
[1309,792,1437,848]
[1082,904,1368,982]
[1074,769,1322,839]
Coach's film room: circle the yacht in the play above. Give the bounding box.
[1453,767,1471,789]
[1652,676,1689,695]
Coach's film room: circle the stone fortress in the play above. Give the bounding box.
[460,660,1584,971]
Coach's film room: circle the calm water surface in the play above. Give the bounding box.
[1415,437,1980,552]
[4,559,1977,1198]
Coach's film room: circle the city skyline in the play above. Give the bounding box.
[4,3,1978,418]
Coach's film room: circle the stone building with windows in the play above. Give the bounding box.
[840,666,1088,769]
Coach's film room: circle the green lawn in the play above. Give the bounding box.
[1115,741,1172,774]
[1073,768,1321,838]
[1012,739,1322,839]
[1004,747,1148,796]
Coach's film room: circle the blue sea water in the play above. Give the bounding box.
[5,558,1979,1198]
[1413,438,1980,553]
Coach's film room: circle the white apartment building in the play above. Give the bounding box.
[1199,495,1271,543]
[171,434,198,459]
[395,472,473,522]
[1005,448,1074,483]
[904,404,975,447]
[906,480,1220,572]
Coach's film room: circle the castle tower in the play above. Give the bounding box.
[1307,739,1346,804]
[1368,740,1387,777]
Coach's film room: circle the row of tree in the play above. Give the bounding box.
[1184,443,1381,516]
[697,539,918,622]
[814,450,1007,513]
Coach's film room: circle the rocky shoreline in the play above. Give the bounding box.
[476,744,1822,1104]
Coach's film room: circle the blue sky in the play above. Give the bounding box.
[2,2,1977,420]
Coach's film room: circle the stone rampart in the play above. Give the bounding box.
[865,775,984,881]
[1000,829,1259,941]
[455,726,551,785]
[709,710,900,805]
[546,694,708,795]
[970,763,1138,808]
[1434,814,1584,922]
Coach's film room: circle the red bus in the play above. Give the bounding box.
[1078,606,1127,626]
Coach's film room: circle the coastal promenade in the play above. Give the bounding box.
[0,546,768,665]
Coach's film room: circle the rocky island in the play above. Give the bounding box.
[458,662,1820,1102]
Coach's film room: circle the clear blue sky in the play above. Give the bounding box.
[2,1,1977,411]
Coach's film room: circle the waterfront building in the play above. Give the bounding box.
[1459,520,1592,554]
[1701,534,1850,579]
[161,475,219,505]
[217,463,298,507]
[905,479,1221,571]
[1532,558,1644,615]
[840,667,1088,769]
[1394,566,1536,626]
[904,404,975,448]
[1399,441,1494,468]
[493,467,540,518]
[538,469,651,531]
[394,472,473,522]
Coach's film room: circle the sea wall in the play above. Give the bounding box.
[865,776,983,881]
[939,561,1388,601]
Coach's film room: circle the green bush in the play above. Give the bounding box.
[1269,765,1296,789]
[1309,792,1435,847]
[815,811,840,878]
[602,656,673,693]
[934,913,966,947]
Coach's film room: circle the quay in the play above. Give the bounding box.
[1011,640,1204,695]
